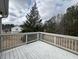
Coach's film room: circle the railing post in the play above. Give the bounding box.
[0,18,2,52]
[37,32,40,40]
[66,39,67,48]
[26,34,27,43]
[0,35,1,52]
[40,33,42,40]
[75,41,77,51]
[39,32,42,40]
[54,36,56,44]
[71,40,73,50]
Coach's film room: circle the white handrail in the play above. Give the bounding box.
[40,32,78,40]
[40,32,78,54]
[0,32,78,54]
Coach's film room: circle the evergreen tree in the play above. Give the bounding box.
[21,2,42,32]
[59,5,78,36]
[44,16,56,33]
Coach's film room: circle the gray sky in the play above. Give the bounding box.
[2,0,77,25]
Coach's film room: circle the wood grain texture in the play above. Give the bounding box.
[0,41,77,59]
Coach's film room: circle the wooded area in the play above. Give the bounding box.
[21,3,78,36]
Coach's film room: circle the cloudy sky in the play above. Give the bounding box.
[2,0,77,25]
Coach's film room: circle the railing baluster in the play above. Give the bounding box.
[64,38,66,47]
[2,35,3,50]
[40,33,42,40]
[54,36,56,44]
[76,41,78,52]
[5,36,7,59]
[58,38,60,45]
[26,34,27,43]
[71,40,73,50]
[1,32,78,55]
[75,41,76,51]
[9,35,11,48]
[65,38,67,48]
[60,38,61,46]
[69,39,71,49]
[37,33,39,40]
[13,35,14,48]
[60,38,62,46]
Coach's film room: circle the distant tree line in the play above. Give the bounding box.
[44,4,78,36]
[58,5,78,36]
[21,3,78,36]
[2,24,14,32]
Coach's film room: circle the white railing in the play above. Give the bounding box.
[0,32,39,51]
[40,32,78,54]
[0,32,78,54]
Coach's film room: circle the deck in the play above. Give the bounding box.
[0,41,77,59]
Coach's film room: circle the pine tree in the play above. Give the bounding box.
[21,2,42,32]
[44,16,56,33]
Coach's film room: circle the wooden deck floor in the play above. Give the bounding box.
[0,41,78,59]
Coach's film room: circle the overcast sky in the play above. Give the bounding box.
[2,0,77,25]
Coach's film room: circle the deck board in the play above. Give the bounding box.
[0,41,78,59]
